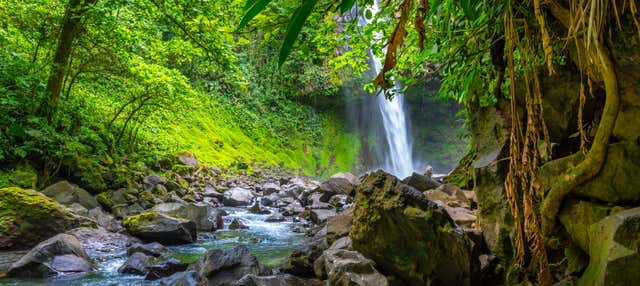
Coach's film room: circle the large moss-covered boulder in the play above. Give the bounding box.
[0,187,92,250]
[559,200,615,252]
[122,212,196,245]
[577,207,640,285]
[41,180,99,210]
[350,171,478,286]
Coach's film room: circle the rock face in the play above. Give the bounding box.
[41,180,99,209]
[314,249,388,286]
[350,171,478,286]
[191,245,267,286]
[7,234,91,277]
[123,212,197,245]
[0,187,92,250]
[223,187,255,206]
[151,202,221,231]
[567,207,640,285]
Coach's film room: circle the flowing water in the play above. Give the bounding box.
[0,207,304,286]
[356,1,417,178]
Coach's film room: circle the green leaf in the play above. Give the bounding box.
[238,0,272,30]
[243,0,258,11]
[338,0,356,13]
[278,0,318,66]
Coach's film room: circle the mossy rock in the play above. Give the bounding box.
[122,212,196,245]
[578,207,640,285]
[0,187,92,250]
[96,190,115,210]
[350,171,479,286]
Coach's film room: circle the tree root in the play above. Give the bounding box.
[541,38,620,236]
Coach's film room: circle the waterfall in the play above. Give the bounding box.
[360,1,416,178]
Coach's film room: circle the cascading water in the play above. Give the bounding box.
[358,1,416,178]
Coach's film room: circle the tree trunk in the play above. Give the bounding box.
[44,0,96,120]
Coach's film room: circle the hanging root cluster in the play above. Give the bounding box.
[503,5,552,285]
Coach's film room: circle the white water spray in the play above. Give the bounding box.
[362,1,416,178]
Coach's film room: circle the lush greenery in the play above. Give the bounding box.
[0,0,362,191]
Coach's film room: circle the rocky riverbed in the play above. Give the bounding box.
[0,153,486,286]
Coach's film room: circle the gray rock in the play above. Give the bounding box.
[265,214,286,222]
[329,237,353,250]
[261,182,281,195]
[151,202,221,231]
[87,207,121,232]
[143,175,168,191]
[155,270,200,286]
[123,212,197,245]
[144,258,188,280]
[313,249,388,286]
[127,242,170,257]
[41,180,98,209]
[69,227,137,256]
[177,152,200,169]
[248,203,271,215]
[309,209,336,224]
[229,218,249,230]
[330,172,360,186]
[191,245,267,286]
[233,274,323,286]
[7,234,91,277]
[402,172,442,192]
[223,187,255,206]
[118,252,151,275]
[112,203,145,219]
[314,177,355,201]
[326,209,353,245]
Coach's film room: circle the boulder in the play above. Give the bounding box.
[306,192,330,209]
[229,218,249,230]
[151,202,221,231]
[260,193,279,207]
[224,187,255,206]
[87,207,122,232]
[265,214,286,222]
[329,236,353,250]
[191,245,267,286]
[0,187,92,250]
[156,270,200,286]
[143,174,168,191]
[436,202,477,228]
[350,171,479,286]
[41,180,99,210]
[127,242,170,257]
[233,274,323,286]
[281,200,305,216]
[326,209,353,245]
[309,209,336,224]
[577,207,640,285]
[313,249,388,286]
[424,184,471,208]
[248,203,271,215]
[112,203,145,219]
[401,172,441,192]
[314,177,355,201]
[330,172,361,186]
[280,231,328,277]
[7,234,91,277]
[118,252,151,275]
[69,227,137,256]
[261,182,281,195]
[145,257,189,280]
[177,151,200,169]
[123,212,197,245]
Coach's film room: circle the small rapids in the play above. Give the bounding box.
[0,207,305,286]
